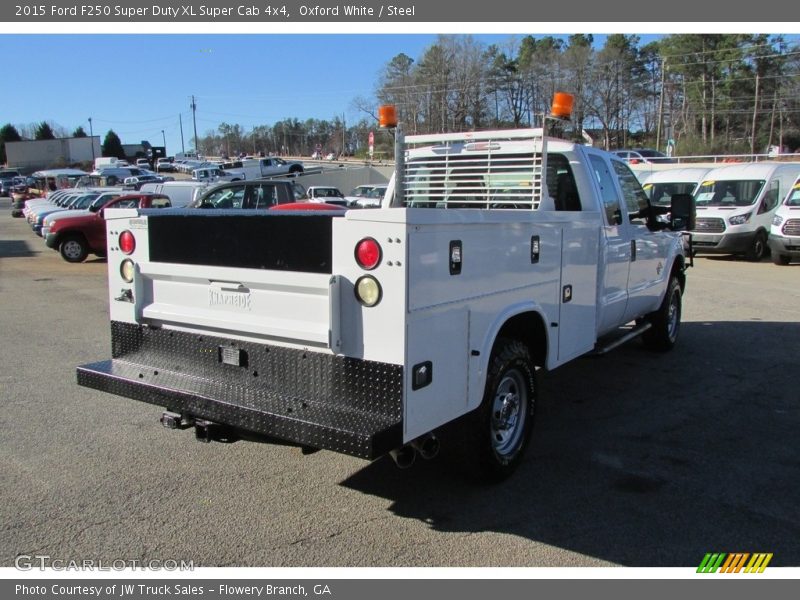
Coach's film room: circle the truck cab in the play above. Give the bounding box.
[689,163,800,261]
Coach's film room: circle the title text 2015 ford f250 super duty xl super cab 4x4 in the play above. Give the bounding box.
[77,99,695,481]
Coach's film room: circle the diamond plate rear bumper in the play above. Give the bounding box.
[77,322,404,459]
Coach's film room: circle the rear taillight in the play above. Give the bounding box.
[119,230,135,254]
[355,237,381,270]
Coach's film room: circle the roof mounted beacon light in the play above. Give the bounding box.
[379,105,398,129]
[550,92,574,121]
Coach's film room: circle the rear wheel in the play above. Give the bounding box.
[643,276,681,352]
[745,231,768,262]
[772,253,791,265]
[461,338,536,482]
[59,235,89,263]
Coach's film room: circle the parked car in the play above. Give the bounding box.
[136,158,152,169]
[353,184,389,208]
[191,167,240,183]
[41,190,125,239]
[31,192,101,235]
[191,180,305,209]
[612,148,674,164]
[305,186,348,206]
[45,193,172,262]
[0,168,22,196]
[156,158,176,173]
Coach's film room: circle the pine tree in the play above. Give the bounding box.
[34,121,56,140]
[0,123,22,164]
[101,130,126,159]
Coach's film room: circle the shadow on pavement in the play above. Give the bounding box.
[340,321,800,566]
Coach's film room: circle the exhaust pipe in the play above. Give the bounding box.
[389,445,416,469]
[411,434,440,460]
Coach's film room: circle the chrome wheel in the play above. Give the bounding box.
[490,368,528,459]
[666,288,680,343]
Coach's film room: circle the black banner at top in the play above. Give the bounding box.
[0,0,795,23]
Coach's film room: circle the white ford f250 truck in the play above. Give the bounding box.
[78,107,694,480]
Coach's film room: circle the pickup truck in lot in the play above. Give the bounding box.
[224,156,304,180]
[46,193,171,263]
[77,106,694,480]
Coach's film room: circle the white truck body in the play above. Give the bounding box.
[78,127,690,477]
[689,162,800,261]
[768,176,800,265]
[224,157,304,180]
[191,167,240,184]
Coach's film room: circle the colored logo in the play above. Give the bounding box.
[697,553,773,573]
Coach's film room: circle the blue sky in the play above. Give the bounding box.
[0,33,743,153]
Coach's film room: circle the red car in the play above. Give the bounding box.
[45,193,171,262]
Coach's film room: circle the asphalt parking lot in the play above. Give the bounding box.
[1,198,799,568]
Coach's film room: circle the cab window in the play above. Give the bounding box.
[150,197,171,209]
[611,160,650,226]
[589,155,622,225]
[247,184,278,209]
[200,186,246,209]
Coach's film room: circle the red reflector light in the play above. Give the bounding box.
[119,230,136,254]
[355,237,382,270]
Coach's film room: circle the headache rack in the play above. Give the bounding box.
[396,128,548,209]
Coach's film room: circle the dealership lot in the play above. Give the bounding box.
[1,199,799,568]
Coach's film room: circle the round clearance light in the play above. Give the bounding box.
[119,230,136,255]
[355,237,382,270]
[355,276,382,307]
[120,259,135,283]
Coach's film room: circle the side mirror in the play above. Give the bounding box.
[670,193,696,231]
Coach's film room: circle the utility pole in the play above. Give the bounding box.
[161,129,166,152]
[751,73,760,156]
[88,117,95,160]
[179,113,185,154]
[656,57,666,152]
[190,95,198,154]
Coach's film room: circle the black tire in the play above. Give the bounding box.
[642,276,682,352]
[59,235,89,263]
[772,253,791,266]
[461,338,537,482]
[745,231,768,262]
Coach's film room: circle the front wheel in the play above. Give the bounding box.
[59,235,89,263]
[772,253,791,266]
[461,338,536,482]
[642,276,682,352]
[745,231,768,262]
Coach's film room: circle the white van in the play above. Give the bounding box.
[768,177,800,265]
[139,180,209,207]
[689,162,800,261]
[641,167,711,208]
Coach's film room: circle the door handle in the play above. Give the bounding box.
[631,239,637,261]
